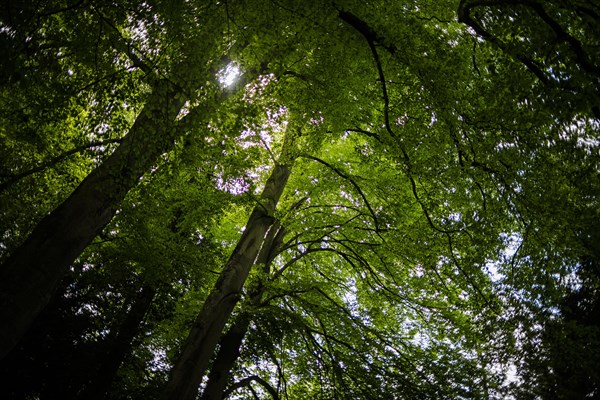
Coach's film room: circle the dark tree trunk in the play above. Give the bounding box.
[76,285,157,400]
[162,135,295,400]
[201,317,251,400]
[0,79,184,360]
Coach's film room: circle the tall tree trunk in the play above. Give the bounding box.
[76,285,157,400]
[0,79,184,360]
[162,131,296,400]
[201,223,285,400]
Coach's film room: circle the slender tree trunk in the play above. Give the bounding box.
[162,132,295,400]
[0,79,184,360]
[201,220,286,400]
[201,223,285,400]
[76,285,157,400]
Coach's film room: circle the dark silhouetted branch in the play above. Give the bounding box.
[224,375,279,400]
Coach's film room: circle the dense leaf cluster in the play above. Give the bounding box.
[1,0,598,399]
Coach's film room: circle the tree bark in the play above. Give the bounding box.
[162,137,295,400]
[76,285,157,400]
[0,78,184,360]
[200,222,285,400]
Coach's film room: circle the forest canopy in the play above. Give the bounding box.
[0,0,599,399]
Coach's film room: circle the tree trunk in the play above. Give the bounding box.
[162,136,295,400]
[200,222,285,400]
[76,285,157,400]
[201,316,251,400]
[0,79,184,360]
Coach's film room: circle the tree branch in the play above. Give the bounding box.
[457,0,550,84]
[224,375,280,400]
[0,138,122,192]
[90,4,154,75]
[459,0,599,77]
[303,155,380,232]
[338,10,396,140]
[345,128,381,142]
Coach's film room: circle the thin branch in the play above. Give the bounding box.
[90,5,153,75]
[406,172,458,235]
[0,138,122,192]
[279,196,308,222]
[272,247,339,280]
[282,70,311,82]
[338,10,432,240]
[471,40,482,76]
[277,212,366,254]
[298,203,366,215]
[524,1,599,77]
[444,231,500,315]
[303,155,380,232]
[345,128,381,142]
[457,0,550,84]
[259,134,278,163]
[292,288,422,373]
[459,0,599,77]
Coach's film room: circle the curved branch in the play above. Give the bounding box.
[281,296,422,390]
[224,375,279,400]
[338,11,395,140]
[444,231,501,315]
[345,128,381,142]
[524,1,599,77]
[337,12,463,237]
[406,173,459,235]
[303,155,380,232]
[337,10,420,215]
[295,288,422,373]
[297,203,367,216]
[272,247,339,280]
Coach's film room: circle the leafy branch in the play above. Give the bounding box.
[89,4,155,77]
[337,11,457,236]
[458,0,600,89]
[303,154,380,232]
[338,10,395,141]
[0,138,122,193]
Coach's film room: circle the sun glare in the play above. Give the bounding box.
[218,64,240,87]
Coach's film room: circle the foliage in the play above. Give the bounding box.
[1,0,599,399]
